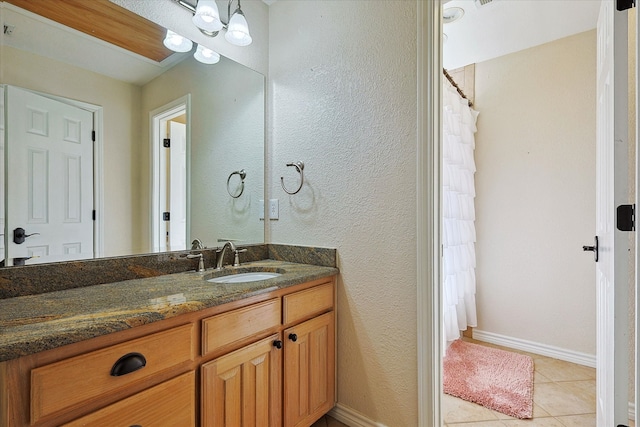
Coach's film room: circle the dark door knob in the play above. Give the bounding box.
[582,236,599,262]
[273,340,283,349]
[288,333,298,342]
[13,227,40,244]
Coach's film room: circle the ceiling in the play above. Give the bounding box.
[443,0,601,70]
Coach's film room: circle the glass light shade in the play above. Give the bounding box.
[194,44,220,64]
[163,30,193,52]
[192,0,223,32]
[225,9,252,46]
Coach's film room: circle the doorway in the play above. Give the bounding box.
[150,95,191,252]
[417,2,637,426]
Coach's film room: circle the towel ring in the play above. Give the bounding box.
[226,169,246,198]
[280,162,304,195]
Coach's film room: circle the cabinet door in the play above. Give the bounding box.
[284,311,335,427]
[201,334,282,427]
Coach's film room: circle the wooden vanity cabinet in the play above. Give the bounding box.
[282,283,335,427]
[0,276,336,427]
[200,278,336,427]
[283,312,335,427]
[201,334,283,427]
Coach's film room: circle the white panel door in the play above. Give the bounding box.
[595,1,629,426]
[6,86,94,265]
[168,121,187,251]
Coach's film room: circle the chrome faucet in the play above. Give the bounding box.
[191,238,204,250]
[216,241,237,270]
[186,253,205,272]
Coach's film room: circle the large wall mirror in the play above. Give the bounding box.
[0,0,265,267]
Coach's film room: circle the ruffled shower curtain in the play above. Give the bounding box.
[442,78,479,346]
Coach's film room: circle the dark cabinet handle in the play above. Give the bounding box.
[110,352,146,376]
[273,340,283,349]
[288,333,298,342]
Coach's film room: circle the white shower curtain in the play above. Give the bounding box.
[442,78,479,346]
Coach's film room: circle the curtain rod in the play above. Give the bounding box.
[443,69,473,107]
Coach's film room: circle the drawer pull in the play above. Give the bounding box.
[110,352,147,377]
[273,340,283,349]
[288,333,298,342]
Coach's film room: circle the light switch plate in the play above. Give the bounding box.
[269,199,279,220]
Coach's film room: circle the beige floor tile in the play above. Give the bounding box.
[501,417,565,426]
[534,370,552,383]
[493,403,550,420]
[442,393,501,424]
[447,421,507,427]
[557,380,596,406]
[555,413,597,426]
[533,358,596,382]
[533,382,595,416]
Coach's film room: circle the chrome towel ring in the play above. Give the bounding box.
[227,169,246,198]
[281,161,304,195]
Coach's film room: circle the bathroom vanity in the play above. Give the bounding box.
[0,260,337,427]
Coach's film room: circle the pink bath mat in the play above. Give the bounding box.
[443,339,534,419]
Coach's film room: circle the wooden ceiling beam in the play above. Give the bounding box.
[4,0,174,62]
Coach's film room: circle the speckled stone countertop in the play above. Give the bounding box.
[0,260,338,362]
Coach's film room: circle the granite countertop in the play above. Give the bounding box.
[0,260,338,363]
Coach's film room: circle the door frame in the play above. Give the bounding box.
[416,2,442,426]
[149,95,191,253]
[417,2,639,426]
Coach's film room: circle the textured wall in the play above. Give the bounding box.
[474,30,597,354]
[268,1,418,425]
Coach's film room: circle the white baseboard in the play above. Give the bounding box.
[329,403,388,427]
[472,329,597,368]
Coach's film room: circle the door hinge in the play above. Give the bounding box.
[617,0,635,11]
[91,130,96,142]
[616,204,635,231]
[163,212,170,221]
[163,138,170,148]
[92,210,96,221]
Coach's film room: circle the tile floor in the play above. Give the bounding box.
[313,339,636,427]
[443,339,635,427]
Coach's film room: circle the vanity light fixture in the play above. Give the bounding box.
[163,29,193,52]
[165,0,252,64]
[174,0,253,46]
[194,44,221,64]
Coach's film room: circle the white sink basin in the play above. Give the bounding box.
[207,272,282,283]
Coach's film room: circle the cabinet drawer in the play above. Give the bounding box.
[31,323,195,423]
[202,298,281,356]
[62,371,196,427]
[283,282,333,325]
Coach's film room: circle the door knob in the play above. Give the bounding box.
[582,236,599,262]
[13,227,40,244]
